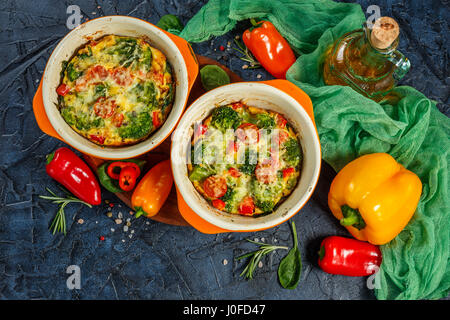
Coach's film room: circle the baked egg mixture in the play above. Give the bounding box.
[187,102,303,216]
[56,35,175,146]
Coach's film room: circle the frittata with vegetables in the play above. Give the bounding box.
[188,102,303,216]
[56,35,175,146]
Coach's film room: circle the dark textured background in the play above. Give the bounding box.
[0,0,448,300]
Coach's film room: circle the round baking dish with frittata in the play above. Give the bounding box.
[187,101,303,217]
[56,35,175,146]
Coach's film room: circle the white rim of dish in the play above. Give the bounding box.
[171,82,321,231]
[42,16,189,159]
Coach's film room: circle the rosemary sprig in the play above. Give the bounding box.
[236,239,288,279]
[39,187,92,235]
[232,38,261,69]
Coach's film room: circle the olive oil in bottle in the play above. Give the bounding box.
[323,17,410,102]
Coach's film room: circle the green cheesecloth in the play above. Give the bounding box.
[177,0,450,300]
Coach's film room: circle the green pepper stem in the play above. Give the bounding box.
[46,152,55,165]
[340,205,366,230]
[318,245,325,261]
[250,18,259,27]
[134,208,146,218]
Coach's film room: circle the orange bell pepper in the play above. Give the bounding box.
[243,19,296,79]
[131,159,173,218]
[328,153,422,245]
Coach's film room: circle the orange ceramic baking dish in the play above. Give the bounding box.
[33,16,198,160]
[171,80,322,233]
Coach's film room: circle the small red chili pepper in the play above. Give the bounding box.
[318,236,382,277]
[56,83,70,96]
[109,203,114,208]
[99,236,105,241]
[90,134,105,145]
[107,162,141,180]
[119,166,140,191]
[243,19,296,79]
[45,147,101,205]
[219,45,225,51]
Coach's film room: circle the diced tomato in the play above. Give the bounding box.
[75,77,88,92]
[212,199,226,211]
[203,176,227,199]
[228,167,241,178]
[282,167,295,179]
[111,67,134,86]
[231,102,244,110]
[94,97,116,119]
[276,114,287,128]
[273,129,290,145]
[194,124,208,138]
[90,134,105,145]
[238,196,255,215]
[255,162,278,184]
[151,71,164,84]
[56,83,70,96]
[226,140,239,155]
[152,111,161,128]
[113,113,124,127]
[88,65,108,81]
[236,123,260,144]
[90,40,98,46]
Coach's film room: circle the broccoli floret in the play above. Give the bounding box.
[282,138,302,167]
[255,199,276,213]
[210,106,240,132]
[220,187,234,202]
[239,149,257,175]
[254,113,275,130]
[118,111,152,139]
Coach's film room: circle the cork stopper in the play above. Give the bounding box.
[370,17,399,50]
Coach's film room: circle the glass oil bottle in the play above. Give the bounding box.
[323,17,410,102]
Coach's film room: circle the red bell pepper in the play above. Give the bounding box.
[45,147,101,205]
[318,236,382,277]
[56,83,71,96]
[243,19,296,79]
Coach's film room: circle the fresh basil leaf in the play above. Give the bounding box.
[157,14,184,32]
[278,221,302,289]
[200,65,230,91]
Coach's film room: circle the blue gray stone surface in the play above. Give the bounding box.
[0,0,448,300]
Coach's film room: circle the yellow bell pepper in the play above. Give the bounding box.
[328,153,422,245]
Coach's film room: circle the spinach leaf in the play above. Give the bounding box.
[157,14,184,32]
[189,165,214,182]
[278,221,302,289]
[66,63,81,82]
[200,65,230,91]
